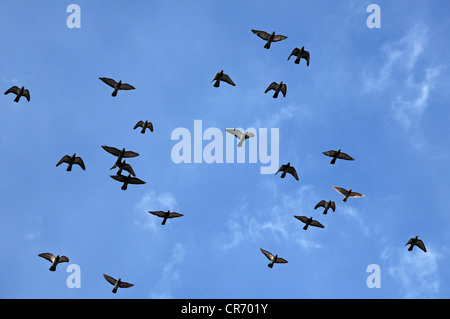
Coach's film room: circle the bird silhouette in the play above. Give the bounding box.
[275,162,299,181]
[211,70,236,87]
[4,86,30,102]
[288,46,310,66]
[314,200,336,215]
[225,129,255,147]
[294,216,325,230]
[405,236,427,252]
[265,81,287,98]
[323,149,354,164]
[101,145,139,164]
[333,186,364,202]
[134,120,153,134]
[110,159,136,177]
[103,274,134,293]
[260,248,288,268]
[38,253,69,271]
[149,210,184,225]
[99,77,135,97]
[110,173,145,190]
[56,153,86,171]
[251,29,287,49]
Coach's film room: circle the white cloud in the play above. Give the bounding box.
[134,190,178,232]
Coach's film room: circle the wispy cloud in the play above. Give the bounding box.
[134,190,178,232]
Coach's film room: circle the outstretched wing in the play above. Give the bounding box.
[56,155,71,167]
[103,274,117,286]
[168,212,184,219]
[244,132,255,140]
[118,281,134,288]
[273,34,288,42]
[288,47,300,60]
[22,89,30,101]
[337,152,355,161]
[294,215,309,224]
[333,186,348,196]
[416,240,427,252]
[287,166,299,180]
[349,191,364,198]
[122,163,136,176]
[265,82,278,93]
[300,50,310,65]
[73,157,86,170]
[310,220,325,228]
[323,150,337,158]
[314,200,327,210]
[99,77,117,88]
[38,253,55,263]
[221,74,236,86]
[146,122,154,132]
[251,29,270,40]
[149,211,167,218]
[102,145,121,156]
[226,129,243,139]
[330,201,336,212]
[110,175,126,182]
[128,177,146,185]
[58,256,70,263]
[405,238,414,246]
[280,83,287,97]
[4,86,20,95]
[134,121,144,130]
[260,248,274,261]
[123,150,139,158]
[119,83,135,90]
[275,164,287,175]
[274,257,288,264]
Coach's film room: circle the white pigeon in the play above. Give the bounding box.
[226,129,255,147]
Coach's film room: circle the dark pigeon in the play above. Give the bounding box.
[251,29,287,49]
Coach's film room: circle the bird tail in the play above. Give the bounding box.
[295,57,300,64]
[14,95,20,103]
[141,128,145,134]
[268,263,273,268]
[303,225,308,230]
[49,265,56,271]
[330,158,336,164]
[161,218,167,226]
[343,197,347,203]
[273,91,279,98]
[323,209,328,215]
[237,139,244,147]
[112,89,118,97]
[66,164,72,172]
[264,42,271,49]
[121,184,127,191]
[281,171,286,178]
[112,287,118,293]
[213,80,220,88]
[408,245,413,251]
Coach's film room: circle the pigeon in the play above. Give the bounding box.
[225,129,255,147]
[110,173,145,191]
[103,274,134,293]
[275,162,299,181]
[260,248,288,268]
[134,120,153,134]
[288,46,310,66]
[56,153,86,171]
[4,86,30,102]
[333,186,364,202]
[314,200,336,215]
[38,253,69,271]
[265,81,287,98]
[211,70,236,87]
[101,145,139,164]
[99,77,135,97]
[323,149,354,164]
[294,216,325,230]
[251,30,287,49]
[149,210,184,225]
[110,159,136,177]
[405,236,427,252]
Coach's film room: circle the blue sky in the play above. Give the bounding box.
[0,0,449,299]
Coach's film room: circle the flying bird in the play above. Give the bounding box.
[275,162,299,181]
[294,216,325,230]
[211,70,236,87]
[103,274,134,293]
[110,173,145,191]
[4,86,30,102]
[38,253,69,271]
[226,129,255,147]
[323,149,355,164]
[134,120,153,134]
[110,159,136,177]
[333,186,364,202]
[260,248,288,268]
[149,210,184,225]
[101,145,139,164]
[314,200,336,215]
[288,46,310,66]
[265,81,287,98]
[56,153,86,171]
[251,29,287,49]
[99,77,135,97]
[405,236,427,252]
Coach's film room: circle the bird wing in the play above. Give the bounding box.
[287,166,299,180]
[244,132,255,139]
[221,74,236,86]
[416,240,427,252]
[405,238,414,246]
[56,155,72,167]
[314,200,327,210]
[134,121,144,130]
[337,152,355,161]
[4,86,20,95]
[119,83,135,90]
[99,77,117,88]
[272,34,288,42]
[275,164,287,174]
[110,175,126,182]
[288,48,300,60]
[260,248,274,261]
[322,150,336,157]
[73,157,86,170]
[128,177,146,185]
[123,150,140,158]
[38,253,55,263]
[226,129,243,139]
[58,256,70,263]
[265,82,278,93]
[211,73,219,82]
[103,274,117,285]
[349,191,364,198]
[147,122,154,132]
[333,186,348,196]
[101,145,121,156]
[300,50,310,62]
[280,83,287,97]
[168,212,184,219]
[22,89,30,101]
[275,257,288,264]
[294,215,309,224]
[251,29,270,40]
[118,281,134,288]
[330,201,336,212]
[310,220,325,228]
[122,163,136,176]
[149,211,167,218]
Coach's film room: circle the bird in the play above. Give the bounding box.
[4,86,30,102]
[134,120,153,134]
[101,145,139,164]
[314,200,336,215]
[103,274,134,293]
[211,70,236,87]
[110,159,136,176]
[323,149,355,164]
[265,81,287,98]
[99,77,135,97]
[333,186,364,202]
[260,248,288,268]
[149,210,184,225]
[405,236,427,252]
[251,29,287,49]
[225,129,255,147]
[275,162,299,181]
[287,46,310,66]
[294,216,325,230]
[38,253,69,271]
[110,173,145,191]
[56,153,86,171]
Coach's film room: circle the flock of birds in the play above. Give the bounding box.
[4,27,427,295]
